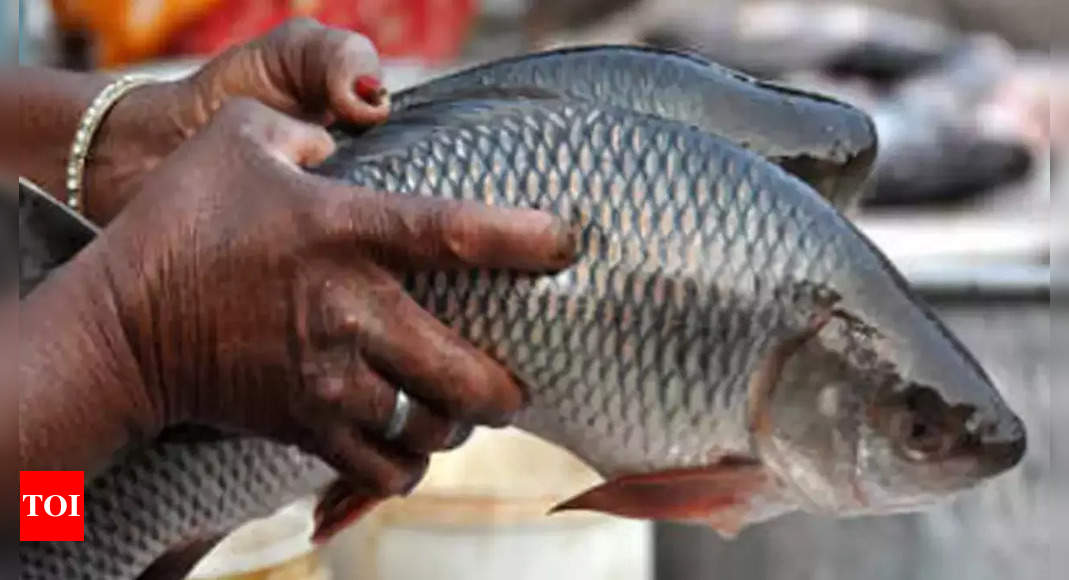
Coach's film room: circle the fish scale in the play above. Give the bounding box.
[22,437,334,579]
[316,98,850,477]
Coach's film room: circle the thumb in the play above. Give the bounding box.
[261,19,389,125]
[214,99,337,168]
[264,116,337,168]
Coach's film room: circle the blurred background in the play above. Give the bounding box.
[15,1,1063,579]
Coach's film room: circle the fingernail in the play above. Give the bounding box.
[489,400,524,428]
[403,478,420,496]
[550,217,580,265]
[403,462,429,496]
[509,370,532,406]
[354,76,387,107]
[444,423,474,450]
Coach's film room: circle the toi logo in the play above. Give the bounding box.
[20,471,85,542]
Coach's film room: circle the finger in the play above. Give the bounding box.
[259,115,336,167]
[313,480,383,543]
[321,32,390,125]
[212,99,336,166]
[312,423,429,497]
[319,270,525,425]
[306,352,468,454]
[264,18,388,125]
[305,182,578,272]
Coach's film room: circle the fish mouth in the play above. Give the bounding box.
[941,406,1027,482]
[973,414,1027,477]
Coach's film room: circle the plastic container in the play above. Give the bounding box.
[324,428,653,580]
[186,498,332,580]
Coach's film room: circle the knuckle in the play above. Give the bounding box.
[311,125,334,145]
[216,97,264,120]
[312,375,347,405]
[336,33,376,62]
[302,22,372,61]
[296,193,354,240]
[262,115,313,147]
[297,189,379,243]
[274,17,321,38]
[441,214,471,259]
[439,203,487,263]
[212,99,272,142]
[261,19,321,73]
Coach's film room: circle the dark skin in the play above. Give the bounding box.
[20,97,575,479]
[5,18,391,225]
[8,21,577,574]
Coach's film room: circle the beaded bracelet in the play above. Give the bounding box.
[65,75,155,214]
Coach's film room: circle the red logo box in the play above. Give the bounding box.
[20,471,84,542]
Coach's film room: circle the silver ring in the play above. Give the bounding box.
[383,390,411,441]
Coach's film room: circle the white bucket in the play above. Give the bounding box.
[186,498,331,580]
[189,428,652,580]
[323,428,653,580]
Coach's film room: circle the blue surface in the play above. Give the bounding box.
[0,0,14,63]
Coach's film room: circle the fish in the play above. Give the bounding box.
[640,0,958,83]
[778,36,1040,206]
[639,4,1044,205]
[20,46,1025,579]
[384,45,877,211]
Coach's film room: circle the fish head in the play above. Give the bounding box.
[758,287,1026,518]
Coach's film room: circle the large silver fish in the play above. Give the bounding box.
[20,46,1024,579]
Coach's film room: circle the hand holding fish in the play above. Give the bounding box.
[18,99,577,500]
[9,19,390,225]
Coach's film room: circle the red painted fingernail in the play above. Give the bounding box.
[354,76,387,106]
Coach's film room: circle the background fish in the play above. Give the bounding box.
[776,36,1042,206]
[545,3,1050,206]
[20,47,1024,579]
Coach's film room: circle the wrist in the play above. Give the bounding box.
[82,80,196,223]
[72,246,164,438]
[19,245,162,472]
[90,210,198,431]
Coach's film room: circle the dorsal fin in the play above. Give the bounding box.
[323,89,578,167]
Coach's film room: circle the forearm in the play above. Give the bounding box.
[1,297,17,509]
[17,250,159,475]
[1,69,111,197]
[1,68,189,223]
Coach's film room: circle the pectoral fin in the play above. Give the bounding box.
[312,481,383,543]
[549,459,771,536]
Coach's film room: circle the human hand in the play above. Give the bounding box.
[86,99,576,498]
[86,18,390,223]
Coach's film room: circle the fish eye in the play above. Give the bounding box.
[901,417,948,458]
[896,386,956,460]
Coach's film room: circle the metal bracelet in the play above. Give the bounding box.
[65,74,155,214]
